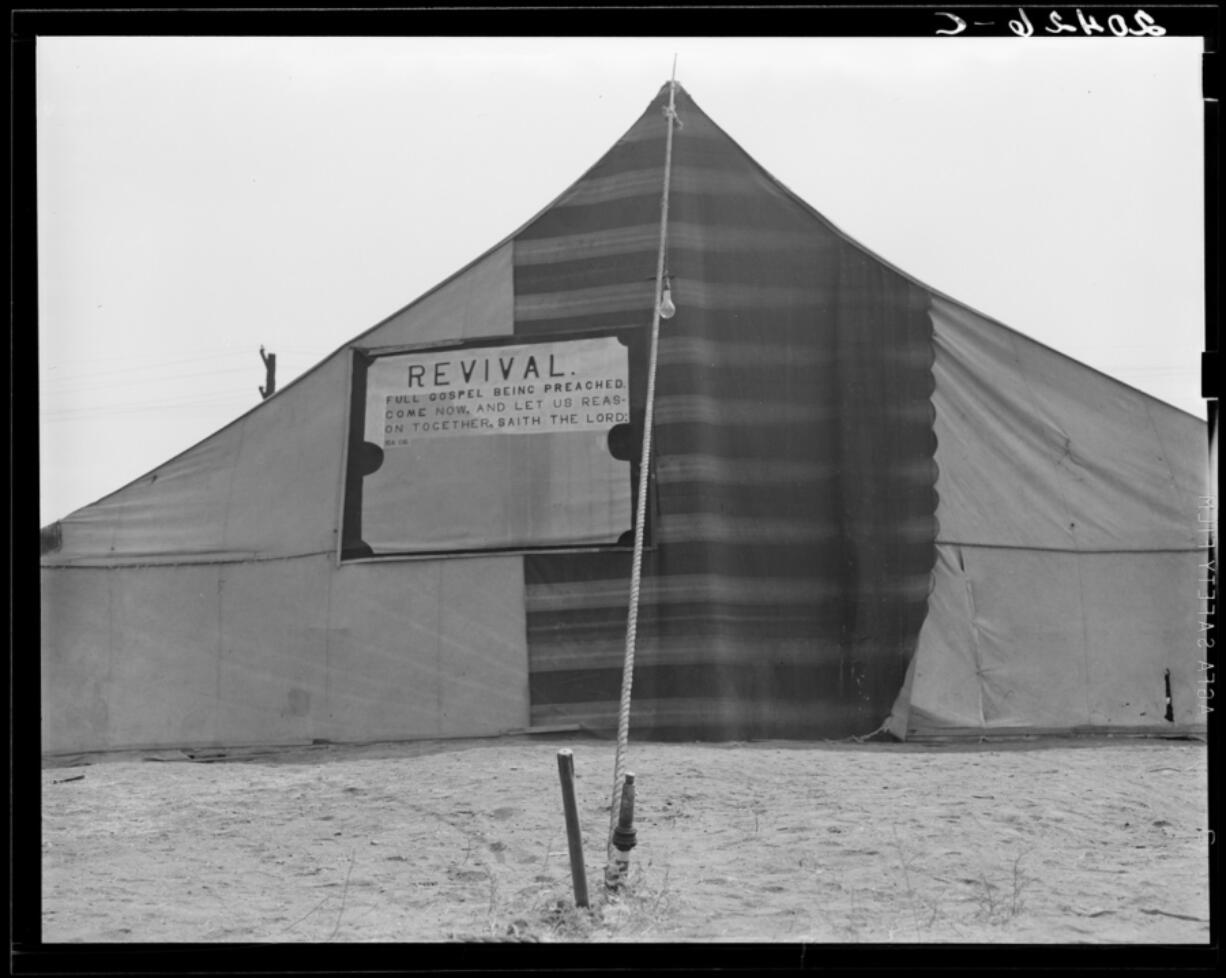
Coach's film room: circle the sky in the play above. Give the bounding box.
[37,35,1207,526]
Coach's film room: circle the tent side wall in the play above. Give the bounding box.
[40,243,528,755]
[888,296,1209,737]
[41,556,527,753]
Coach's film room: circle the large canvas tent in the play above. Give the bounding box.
[40,83,1209,754]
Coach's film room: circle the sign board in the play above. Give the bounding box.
[345,333,636,557]
[366,336,630,445]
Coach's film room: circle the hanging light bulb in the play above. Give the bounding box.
[658,274,676,320]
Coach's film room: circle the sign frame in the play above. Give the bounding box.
[339,325,656,563]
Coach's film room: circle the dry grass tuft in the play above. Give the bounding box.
[973,850,1036,926]
[473,858,678,942]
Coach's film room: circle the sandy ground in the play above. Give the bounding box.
[41,735,1209,944]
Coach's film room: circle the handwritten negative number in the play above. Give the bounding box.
[937,9,1165,37]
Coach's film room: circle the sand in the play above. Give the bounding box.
[41,735,1209,944]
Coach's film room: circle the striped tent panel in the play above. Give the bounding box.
[515,84,937,739]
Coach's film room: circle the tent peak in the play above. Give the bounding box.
[654,79,689,99]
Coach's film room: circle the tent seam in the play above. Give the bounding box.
[44,540,1208,571]
[1140,394,1184,493]
[934,541,1208,555]
[960,551,987,728]
[219,415,249,556]
[322,557,335,742]
[1071,551,1095,725]
[1003,330,1081,555]
[41,549,336,569]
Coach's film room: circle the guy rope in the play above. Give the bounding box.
[605,66,681,888]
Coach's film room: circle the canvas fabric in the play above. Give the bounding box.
[41,237,527,753]
[886,297,1210,736]
[40,83,1208,752]
[517,86,938,739]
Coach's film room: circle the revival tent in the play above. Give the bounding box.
[40,83,1209,754]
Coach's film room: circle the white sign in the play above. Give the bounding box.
[367,336,630,445]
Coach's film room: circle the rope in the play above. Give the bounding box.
[607,75,681,856]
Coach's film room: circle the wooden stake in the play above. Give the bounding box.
[556,749,589,908]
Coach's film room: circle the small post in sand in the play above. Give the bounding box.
[555,748,589,908]
[605,772,637,891]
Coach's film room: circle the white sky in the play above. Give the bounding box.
[37,36,1206,526]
